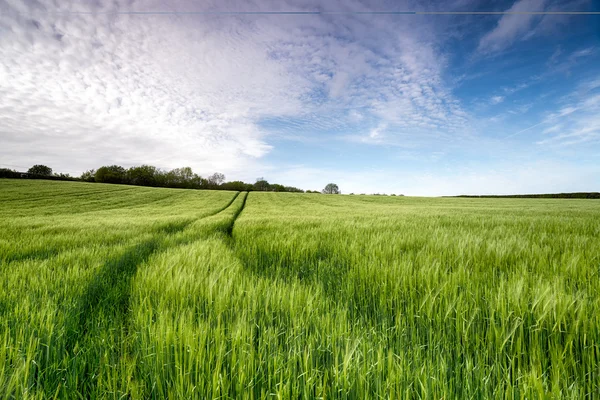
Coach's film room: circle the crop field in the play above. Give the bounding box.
[1,179,599,399]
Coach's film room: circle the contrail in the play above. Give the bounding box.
[505,121,547,139]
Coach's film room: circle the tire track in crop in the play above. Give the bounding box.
[0,185,138,204]
[65,191,242,346]
[2,192,242,266]
[211,191,241,218]
[226,191,248,236]
[33,192,244,396]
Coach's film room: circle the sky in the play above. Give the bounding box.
[1,0,599,195]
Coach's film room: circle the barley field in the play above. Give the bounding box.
[1,179,599,399]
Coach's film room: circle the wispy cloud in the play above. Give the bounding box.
[478,0,548,53]
[537,91,600,146]
[1,0,597,195]
[505,77,600,142]
[0,0,470,175]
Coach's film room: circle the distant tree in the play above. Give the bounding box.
[322,183,340,194]
[284,186,304,193]
[220,180,253,191]
[208,172,226,187]
[0,168,19,178]
[271,183,285,192]
[163,167,195,188]
[80,169,96,182]
[127,165,158,186]
[189,174,205,189]
[175,167,195,184]
[254,178,270,191]
[28,164,52,176]
[95,165,127,184]
[154,169,168,187]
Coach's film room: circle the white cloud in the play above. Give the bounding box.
[0,0,309,175]
[490,95,505,104]
[478,0,548,53]
[368,123,386,140]
[535,84,600,146]
[0,0,471,177]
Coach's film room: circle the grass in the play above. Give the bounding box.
[1,179,599,398]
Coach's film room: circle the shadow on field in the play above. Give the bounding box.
[63,192,244,346]
[67,238,161,347]
[34,235,170,397]
[16,191,252,398]
[1,247,62,264]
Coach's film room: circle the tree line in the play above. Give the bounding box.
[1,164,341,194]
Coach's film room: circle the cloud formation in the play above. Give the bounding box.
[537,79,600,146]
[1,0,597,195]
[0,0,468,176]
[478,0,548,53]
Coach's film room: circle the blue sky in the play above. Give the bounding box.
[0,0,599,195]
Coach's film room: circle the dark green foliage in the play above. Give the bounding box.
[221,180,254,191]
[161,167,196,188]
[0,168,20,178]
[251,178,304,193]
[95,165,127,184]
[80,169,96,182]
[127,165,158,187]
[254,178,270,191]
[283,186,304,193]
[27,164,52,176]
[5,163,306,193]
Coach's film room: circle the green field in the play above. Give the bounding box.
[1,179,599,399]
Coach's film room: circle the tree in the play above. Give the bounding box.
[95,165,127,184]
[127,165,158,187]
[284,186,304,193]
[80,169,96,182]
[28,164,52,176]
[254,178,270,191]
[322,183,340,194]
[163,167,196,188]
[220,180,253,191]
[208,172,225,187]
[271,183,286,192]
[0,168,19,178]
